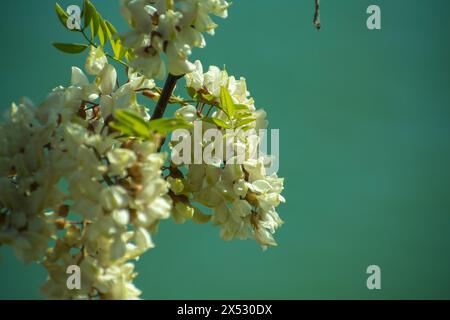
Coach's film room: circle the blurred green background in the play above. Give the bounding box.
[1,0,450,299]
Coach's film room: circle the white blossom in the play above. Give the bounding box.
[121,0,230,78]
[167,63,285,249]
[85,46,108,76]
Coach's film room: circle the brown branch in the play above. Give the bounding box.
[151,74,183,120]
[150,73,184,151]
[313,0,321,30]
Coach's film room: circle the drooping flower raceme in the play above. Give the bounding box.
[169,61,285,249]
[0,0,285,299]
[1,60,171,299]
[0,98,63,263]
[42,122,171,299]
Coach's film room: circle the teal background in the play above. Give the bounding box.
[1,0,450,299]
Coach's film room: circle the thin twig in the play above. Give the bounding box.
[313,0,321,30]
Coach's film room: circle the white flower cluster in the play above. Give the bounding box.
[0,52,171,299]
[170,61,285,249]
[42,124,171,299]
[0,97,67,263]
[120,0,229,78]
[1,1,286,299]
[83,45,155,122]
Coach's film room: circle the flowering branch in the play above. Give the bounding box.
[0,0,286,300]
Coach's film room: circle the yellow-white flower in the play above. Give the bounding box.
[85,46,108,75]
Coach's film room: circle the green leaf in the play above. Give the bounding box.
[235,110,253,119]
[111,38,122,59]
[98,15,107,46]
[105,20,117,36]
[202,117,232,129]
[220,86,235,118]
[148,118,193,135]
[119,45,129,61]
[211,117,232,129]
[98,30,105,47]
[235,103,250,111]
[112,39,127,60]
[102,19,112,40]
[52,43,89,54]
[90,11,100,39]
[108,24,126,60]
[55,3,69,28]
[124,50,132,62]
[113,109,151,138]
[84,0,96,28]
[105,20,123,57]
[235,117,256,128]
[109,121,138,137]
